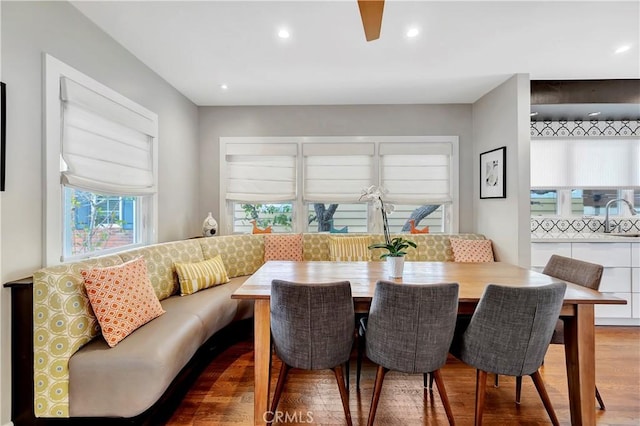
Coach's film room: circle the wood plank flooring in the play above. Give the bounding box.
[167,326,640,425]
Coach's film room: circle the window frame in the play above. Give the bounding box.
[219,136,459,234]
[44,54,158,265]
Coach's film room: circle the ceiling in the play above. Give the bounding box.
[70,0,640,108]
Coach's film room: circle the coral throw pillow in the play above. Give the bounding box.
[174,255,230,296]
[450,239,495,263]
[264,233,304,262]
[329,236,371,261]
[82,257,165,347]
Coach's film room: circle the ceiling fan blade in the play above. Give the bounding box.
[357,0,385,42]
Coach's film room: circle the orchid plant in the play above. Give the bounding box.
[360,185,416,258]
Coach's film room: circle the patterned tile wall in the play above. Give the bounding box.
[530,119,640,137]
[531,217,640,237]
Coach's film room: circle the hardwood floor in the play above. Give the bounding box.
[167,326,640,425]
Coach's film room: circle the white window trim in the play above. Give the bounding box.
[219,136,459,234]
[44,54,158,265]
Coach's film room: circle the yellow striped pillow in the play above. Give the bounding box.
[174,255,230,296]
[328,236,371,261]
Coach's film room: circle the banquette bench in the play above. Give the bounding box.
[6,232,485,425]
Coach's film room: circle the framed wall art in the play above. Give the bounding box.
[479,146,506,199]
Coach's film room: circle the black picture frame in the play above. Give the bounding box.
[479,146,506,199]
[1,82,5,192]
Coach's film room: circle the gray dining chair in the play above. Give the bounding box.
[269,279,354,425]
[365,280,459,426]
[451,282,567,426]
[515,254,605,409]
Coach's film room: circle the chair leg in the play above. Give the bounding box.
[595,386,606,410]
[530,370,560,426]
[332,365,353,426]
[269,363,291,423]
[367,366,388,426]
[494,374,499,388]
[423,372,433,390]
[345,359,350,391]
[474,370,487,426]
[432,369,455,425]
[515,376,522,404]
[357,329,365,390]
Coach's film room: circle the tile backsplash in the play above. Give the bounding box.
[531,216,640,237]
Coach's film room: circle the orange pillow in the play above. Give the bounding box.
[82,257,165,347]
[264,233,304,261]
[450,239,495,263]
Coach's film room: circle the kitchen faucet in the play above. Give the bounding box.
[604,198,638,233]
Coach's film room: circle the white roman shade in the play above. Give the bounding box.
[303,143,374,202]
[225,143,297,202]
[380,142,453,203]
[60,77,158,195]
[531,139,640,188]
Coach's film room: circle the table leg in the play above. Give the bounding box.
[563,304,596,426]
[254,300,271,425]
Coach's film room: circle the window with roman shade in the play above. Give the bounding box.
[379,142,453,204]
[45,55,158,265]
[60,77,157,195]
[531,139,640,189]
[224,143,297,202]
[303,143,374,203]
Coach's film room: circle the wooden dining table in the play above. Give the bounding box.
[231,260,626,426]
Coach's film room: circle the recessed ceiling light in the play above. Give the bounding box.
[530,112,538,117]
[615,45,631,54]
[220,84,228,90]
[278,29,290,39]
[406,28,420,38]
[588,111,601,117]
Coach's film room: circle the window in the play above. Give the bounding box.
[232,203,293,233]
[45,55,158,264]
[530,190,558,216]
[65,188,138,256]
[219,137,459,234]
[307,203,368,233]
[531,138,639,218]
[386,204,445,234]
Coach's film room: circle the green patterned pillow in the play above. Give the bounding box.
[175,255,230,295]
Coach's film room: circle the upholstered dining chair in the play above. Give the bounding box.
[451,282,567,426]
[515,254,605,409]
[269,280,354,425]
[365,280,459,426]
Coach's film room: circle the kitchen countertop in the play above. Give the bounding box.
[532,233,640,242]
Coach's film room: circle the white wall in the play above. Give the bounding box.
[0,2,8,425]
[472,74,531,267]
[1,1,200,281]
[0,2,200,422]
[199,104,475,232]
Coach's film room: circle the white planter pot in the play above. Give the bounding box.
[386,256,405,278]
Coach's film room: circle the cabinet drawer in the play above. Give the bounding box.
[633,293,640,319]
[599,268,631,293]
[595,293,631,318]
[572,243,632,267]
[531,243,571,267]
[633,268,639,293]
[633,243,640,268]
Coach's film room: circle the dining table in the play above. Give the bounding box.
[231,260,626,426]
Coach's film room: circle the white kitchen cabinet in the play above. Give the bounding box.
[531,242,572,267]
[595,293,632,318]
[599,268,632,293]
[532,240,639,326]
[571,243,632,267]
